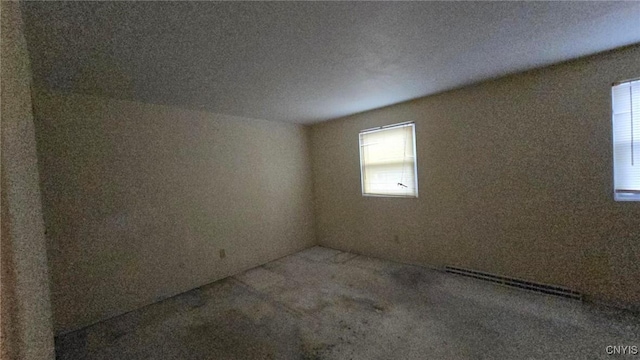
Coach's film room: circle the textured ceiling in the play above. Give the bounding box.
[22,2,640,124]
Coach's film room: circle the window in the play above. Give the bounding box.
[612,79,640,201]
[359,122,418,197]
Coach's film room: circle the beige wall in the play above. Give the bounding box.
[1,1,56,359]
[311,45,640,310]
[32,90,316,334]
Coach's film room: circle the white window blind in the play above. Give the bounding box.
[612,79,640,201]
[359,122,418,197]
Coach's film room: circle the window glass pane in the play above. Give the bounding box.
[359,123,418,197]
[612,80,640,201]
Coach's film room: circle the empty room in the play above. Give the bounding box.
[2,1,640,359]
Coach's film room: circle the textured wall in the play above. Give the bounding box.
[1,1,55,359]
[32,91,316,334]
[311,45,640,310]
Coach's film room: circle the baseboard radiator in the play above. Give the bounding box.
[444,266,582,300]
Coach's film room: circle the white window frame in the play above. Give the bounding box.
[358,122,419,198]
[612,78,640,202]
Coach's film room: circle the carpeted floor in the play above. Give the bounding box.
[55,246,640,359]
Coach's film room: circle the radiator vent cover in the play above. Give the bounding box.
[444,266,582,300]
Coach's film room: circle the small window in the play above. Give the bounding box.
[612,79,640,201]
[359,122,418,197]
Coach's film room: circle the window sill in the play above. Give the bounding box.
[362,193,418,199]
[614,192,640,201]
